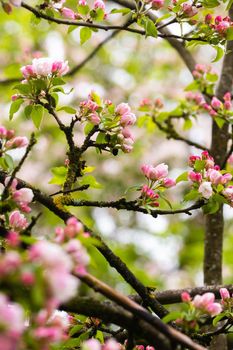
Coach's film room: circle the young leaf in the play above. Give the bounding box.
[9,98,24,120]
[31,104,44,129]
[80,27,92,45]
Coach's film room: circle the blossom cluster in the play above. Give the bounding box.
[143,0,165,10]
[176,291,222,330]
[205,14,233,37]
[48,0,107,21]
[0,217,89,349]
[187,151,233,208]
[79,93,136,153]
[20,58,69,80]
[140,163,175,207]
[0,125,28,157]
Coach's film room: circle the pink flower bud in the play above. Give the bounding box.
[116,103,131,115]
[224,101,232,110]
[181,292,191,302]
[224,92,231,101]
[211,97,222,110]
[21,271,35,286]
[103,339,121,350]
[215,15,222,24]
[205,14,212,23]
[11,94,19,101]
[120,112,136,127]
[206,302,222,316]
[89,113,101,125]
[162,178,176,188]
[94,0,105,10]
[220,288,230,300]
[0,126,7,138]
[61,7,76,20]
[13,188,34,204]
[6,136,29,149]
[188,171,202,183]
[151,0,164,9]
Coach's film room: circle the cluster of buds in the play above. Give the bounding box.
[139,163,175,207]
[21,58,69,80]
[79,93,136,154]
[139,98,163,112]
[205,14,233,37]
[49,0,107,21]
[169,0,198,20]
[192,64,217,85]
[201,92,232,118]
[188,151,233,205]
[0,125,28,155]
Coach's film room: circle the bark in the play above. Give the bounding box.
[204,6,233,350]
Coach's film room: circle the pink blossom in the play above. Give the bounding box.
[94,0,105,10]
[51,60,69,76]
[61,7,76,20]
[29,241,73,271]
[82,338,102,350]
[120,112,136,127]
[182,3,198,17]
[198,182,213,199]
[0,126,7,138]
[79,0,87,5]
[205,14,212,23]
[220,288,230,300]
[188,171,202,183]
[64,217,83,238]
[6,136,28,149]
[9,210,28,231]
[211,97,222,110]
[103,339,121,350]
[116,103,131,115]
[13,188,34,205]
[21,271,35,286]
[162,178,176,188]
[6,231,20,247]
[122,137,134,153]
[181,292,191,302]
[151,0,164,9]
[206,303,222,316]
[89,113,101,125]
[207,169,222,185]
[220,173,232,184]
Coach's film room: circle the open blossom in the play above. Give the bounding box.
[21,58,69,79]
[9,210,28,231]
[198,182,213,199]
[193,293,222,316]
[0,294,25,337]
[60,7,76,19]
[141,163,168,180]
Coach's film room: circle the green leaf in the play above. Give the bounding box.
[156,13,172,24]
[84,122,94,135]
[213,313,225,326]
[31,104,44,129]
[49,166,68,185]
[24,105,33,119]
[184,189,200,201]
[214,117,225,129]
[212,46,224,63]
[80,27,93,44]
[184,80,199,91]
[57,106,76,114]
[176,171,188,183]
[13,83,31,94]
[183,118,192,130]
[194,159,206,172]
[202,0,220,7]
[4,154,14,170]
[162,311,182,323]
[79,175,102,189]
[95,330,104,343]
[77,4,90,15]
[9,98,24,120]
[203,199,219,214]
[110,8,131,14]
[144,17,158,38]
[227,27,233,40]
[52,77,66,86]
